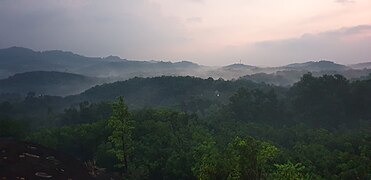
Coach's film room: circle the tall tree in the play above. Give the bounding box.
[108,96,134,174]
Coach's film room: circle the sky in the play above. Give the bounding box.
[0,0,370,66]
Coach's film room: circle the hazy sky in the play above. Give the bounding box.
[0,0,370,66]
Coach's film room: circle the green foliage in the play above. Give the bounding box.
[349,79,371,120]
[107,97,134,172]
[27,120,110,161]
[225,136,259,179]
[131,109,196,179]
[192,140,221,180]
[3,75,371,179]
[257,142,280,176]
[95,142,119,170]
[229,88,282,124]
[272,162,309,180]
[290,73,351,127]
[0,117,25,138]
[224,137,280,180]
[78,76,266,110]
[61,101,112,125]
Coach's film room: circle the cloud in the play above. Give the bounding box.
[203,25,371,66]
[187,0,204,3]
[0,0,189,59]
[335,0,355,4]
[0,0,370,66]
[186,17,203,23]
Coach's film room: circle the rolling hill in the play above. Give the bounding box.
[66,76,272,109]
[1,47,370,89]
[282,60,349,71]
[349,62,371,69]
[0,71,102,96]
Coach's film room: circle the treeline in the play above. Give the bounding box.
[0,74,370,179]
[0,76,277,129]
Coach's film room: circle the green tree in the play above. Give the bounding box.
[257,142,280,177]
[192,140,221,180]
[108,96,134,174]
[229,88,281,124]
[224,136,279,180]
[226,136,259,180]
[0,117,24,138]
[290,73,351,128]
[271,162,309,180]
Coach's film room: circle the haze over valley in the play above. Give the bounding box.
[1,0,371,179]
[1,46,370,96]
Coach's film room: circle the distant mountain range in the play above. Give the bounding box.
[0,47,201,79]
[349,62,371,69]
[239,69,371,86]
[0,47,370,95]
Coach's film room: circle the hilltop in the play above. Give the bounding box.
[0,71,102,96]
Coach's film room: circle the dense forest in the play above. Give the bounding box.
[1,74,370,179]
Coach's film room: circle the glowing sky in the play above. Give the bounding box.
[0,0,370,66]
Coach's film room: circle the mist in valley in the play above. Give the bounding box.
[1,0,371,179]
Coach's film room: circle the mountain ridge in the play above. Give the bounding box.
[0,47,370,91]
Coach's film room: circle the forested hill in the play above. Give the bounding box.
[0,71,102,96]
[1,74,370,179]
[239,69,371,86]
[1,74,371,179]
[282,60,349,71]
[68,76,276,109]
